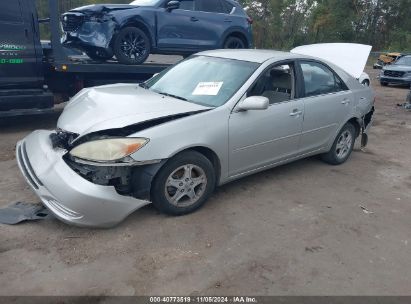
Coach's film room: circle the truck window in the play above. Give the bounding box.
[0,1,23,24]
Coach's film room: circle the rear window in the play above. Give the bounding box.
[220,0,234,14]
[0,1,22,23]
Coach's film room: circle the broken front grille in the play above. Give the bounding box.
[384,70,405,78]
[50,130,79,150]
[61,13,84,32]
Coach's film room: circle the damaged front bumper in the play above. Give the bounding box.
[16,130,150,227]
[61,18,117,50]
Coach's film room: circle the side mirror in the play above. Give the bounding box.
[238,96,269,111]
[166,0,180,11]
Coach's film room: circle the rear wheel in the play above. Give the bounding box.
[321,123,356,165]
[151,151,216,216]
[113,27,151,65]
[224,36,246,49]
[85,48,113,61]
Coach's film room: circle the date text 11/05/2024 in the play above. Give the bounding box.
[149,297,258,303]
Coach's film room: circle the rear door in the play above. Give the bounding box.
[297,60,352,153]
[190,0,229,49]
[0,0,42,89]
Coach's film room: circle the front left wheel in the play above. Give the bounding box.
[151,151,216,216]
[113,27,151,65]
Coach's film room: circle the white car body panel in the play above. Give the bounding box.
[291,43,372,79]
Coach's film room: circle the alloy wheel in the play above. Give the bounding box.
[335,130,353,159]
[165,164,208,207]
[120,32,147,62]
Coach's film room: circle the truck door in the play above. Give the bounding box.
[0,0,43,89]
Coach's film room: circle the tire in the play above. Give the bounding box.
[151,151,216,216]
[223,36,246,49]
[85,48,113,61]
[321,123,356,165]
[381,82,388,86]
[113,27,151,65]
[362,80,370,87]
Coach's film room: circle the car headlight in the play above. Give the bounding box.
[70,138,149,162]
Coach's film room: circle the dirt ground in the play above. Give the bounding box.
[0,67,410,296]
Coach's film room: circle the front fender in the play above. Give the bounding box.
[115,11,156,47]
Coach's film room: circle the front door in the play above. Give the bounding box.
[228,62,304,176]
[157,0,203,50]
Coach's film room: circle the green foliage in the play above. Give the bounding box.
[241,0,411,51]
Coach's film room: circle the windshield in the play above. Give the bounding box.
[394,56,411,66]
[130,0,162,6]
[145,56,259,107]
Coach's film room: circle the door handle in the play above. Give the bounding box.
[289,109,303,117]
[190,17,199,22]
[341,99,350,105]
[224,19,232,23]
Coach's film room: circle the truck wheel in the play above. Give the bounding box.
[150,151,216,216]
[224,36,246,49]
[321,123,356,165]
[85,48,113,61]
[113,27,150,65]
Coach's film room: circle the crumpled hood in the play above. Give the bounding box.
[70,4,138,14]
[57,84,210,137]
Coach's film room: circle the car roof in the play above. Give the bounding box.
[198,49,306,64]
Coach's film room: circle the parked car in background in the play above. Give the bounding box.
[380,55,411,86]
[373,52,402,69]
[359,72,370,86]
[61,0,253,64]
[17,47,374,227]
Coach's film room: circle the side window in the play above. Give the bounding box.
[196,0,223,13]
[220,0,234,14]
[300,61,346,97]
[248,63,295,104]
[179,0,195,11]
[0,1,22,23]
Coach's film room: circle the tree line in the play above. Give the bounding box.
[240,0,410,51]
[36,0,411,51]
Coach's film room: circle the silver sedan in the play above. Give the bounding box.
[16,49,375,227]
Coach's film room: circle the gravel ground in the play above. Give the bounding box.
[0,67,410,296]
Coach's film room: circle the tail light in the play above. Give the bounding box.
[247,17,253,25]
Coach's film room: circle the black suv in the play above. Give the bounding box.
[62,0,253,64]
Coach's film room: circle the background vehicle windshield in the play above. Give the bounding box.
[394,56,411,66]
[129,0,162,6]
[146,56,259,107]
